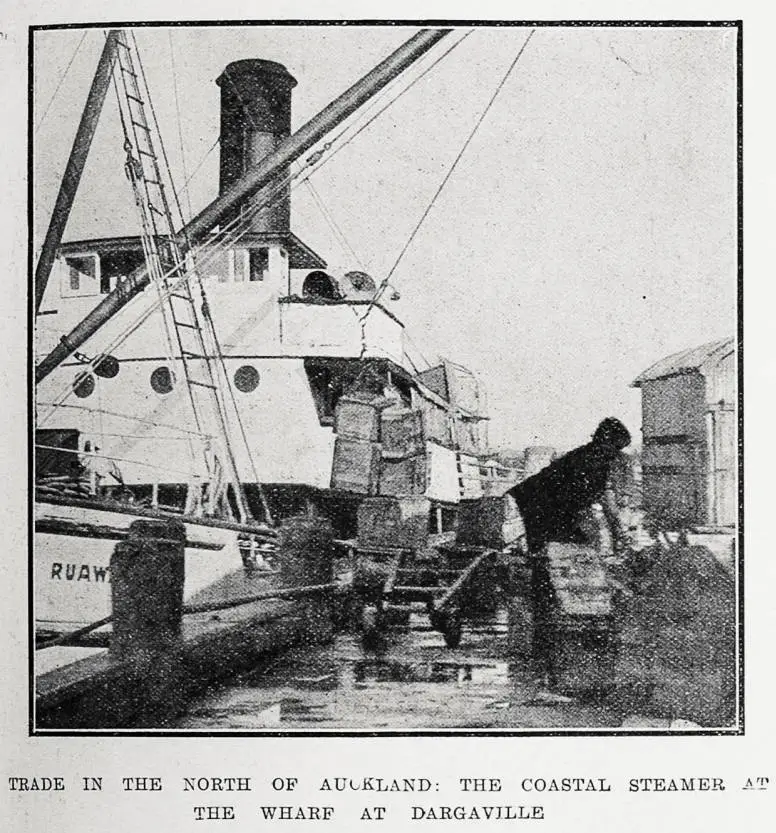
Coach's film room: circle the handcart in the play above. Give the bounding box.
[355,544,498,648]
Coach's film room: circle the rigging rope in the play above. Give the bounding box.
[39,27,473,431]
[168,31,194,221]
[303,178,365,270]
[36,443,203,478]
[403,329,435,371]
[216,339,273,524]
[109,47,180,371]
[109,46,198,475]
[49,430,207,442]
[361,28,536,323]
[130,30,190,244]
[34,30,88,134]
[37,401,215,437]
[180,135,220,192]
[311,29,475,181]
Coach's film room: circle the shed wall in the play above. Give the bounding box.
[640,372,707,526]
[639,352,736,528]
[707,403,737,526]
[641,373,706,442]
[705,348,735,407]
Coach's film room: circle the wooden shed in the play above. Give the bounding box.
[632,336,736,529]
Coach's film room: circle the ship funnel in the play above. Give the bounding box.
[216,59,297,234]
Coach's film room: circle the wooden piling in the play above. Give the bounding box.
[109,518,187,725]
[277,517,336,645]
[110,519,186,658]
[36,517,347,729]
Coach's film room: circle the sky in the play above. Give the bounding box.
[32,24,738,451]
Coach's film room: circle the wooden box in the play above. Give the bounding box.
[379,453,428,496]
[544,542,612,620]
[381,408,425,460]
[334,397,381,442]
[456,494,526,549]
[331,437,381,494]
[357,496,431,549]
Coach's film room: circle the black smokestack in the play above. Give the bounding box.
[216,59,297,234]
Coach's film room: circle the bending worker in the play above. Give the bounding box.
[508,417,632,554]
[506,418,632,685]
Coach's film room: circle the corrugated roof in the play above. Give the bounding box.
[632,336,734,387]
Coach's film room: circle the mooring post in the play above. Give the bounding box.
[277,517,335,644]
[110,519,187,725]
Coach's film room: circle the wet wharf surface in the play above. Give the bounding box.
[36,536,736,731]
[175,608,625,731]
[174,536,738,732]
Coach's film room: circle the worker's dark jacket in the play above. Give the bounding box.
[508,441,618,551]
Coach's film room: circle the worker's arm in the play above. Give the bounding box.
[601,485,626,550]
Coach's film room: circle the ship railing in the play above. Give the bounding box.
[35,442,215,518]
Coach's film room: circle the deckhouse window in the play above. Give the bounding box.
[73,372,95,398]
[99,249,145,294]
[249,248,268,281]
[63,254,99,297]
[228,247,270,282]
[150,366,175,394]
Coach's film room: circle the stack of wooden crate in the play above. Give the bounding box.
[330,396,385,494]
[379,406,428,496]
[331,398,468,502]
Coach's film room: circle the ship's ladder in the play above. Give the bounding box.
[111,31,251,522]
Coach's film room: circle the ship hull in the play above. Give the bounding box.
[35,498,272,633]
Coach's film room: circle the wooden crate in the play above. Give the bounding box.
[381,408,424,460]
[379,453,428,496]
[334,397,382,442]
[528,543,617,691]
[331,438,381,495]
[459,453,484,499]
[357,496,431,549]
[456,494,525,549]
[421,406,452,446]
[544,542,612,619]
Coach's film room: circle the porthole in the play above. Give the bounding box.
[73,372,95,398]
[150,366,175,394]
[234,365,260,393]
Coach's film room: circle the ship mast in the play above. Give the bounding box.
[35,28,451,382]
[34,30,121,314]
